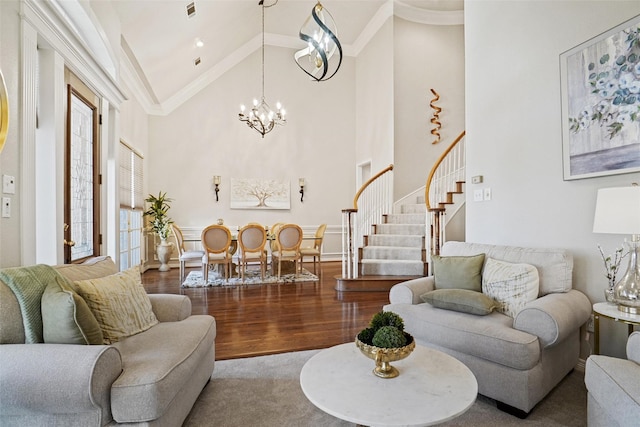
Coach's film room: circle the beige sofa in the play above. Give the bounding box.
[0,257,216,426]
[384,241,592,416]
[585,331,640,426]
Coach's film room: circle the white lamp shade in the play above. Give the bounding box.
[593,186,640,234]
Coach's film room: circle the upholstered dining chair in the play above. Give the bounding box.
[172,224,206,283]
[265,222,284,261]
[237,223,267,282]
[201,224,233,283]
[271,223,303,279]
[299,223,326,275]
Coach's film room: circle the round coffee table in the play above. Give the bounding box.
[300,343,477,426]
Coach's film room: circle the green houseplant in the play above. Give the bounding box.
[356,311,415,378]
[144,192,174,241]
[144,192,174,271]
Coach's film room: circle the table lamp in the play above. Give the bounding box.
[593,184,640,314]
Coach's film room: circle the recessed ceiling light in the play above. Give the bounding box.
[194,57,201,66]
[186,2,196,18]
[195,38,204,48]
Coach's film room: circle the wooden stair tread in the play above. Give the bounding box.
[334,275,424,292]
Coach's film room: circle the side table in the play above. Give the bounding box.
[593,302,640,354]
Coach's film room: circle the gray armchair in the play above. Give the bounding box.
[585,331,640,426]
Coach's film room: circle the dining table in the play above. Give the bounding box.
[181,226,316,276]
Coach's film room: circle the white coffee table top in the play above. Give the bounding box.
[300,343,477,427]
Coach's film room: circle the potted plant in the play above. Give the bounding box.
[144,192,174,271]
[355,311,415,378]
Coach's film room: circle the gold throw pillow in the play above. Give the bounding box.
[75,266,158,344]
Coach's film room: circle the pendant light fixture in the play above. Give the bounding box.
[239,0,286,138]
[294,1,342,82]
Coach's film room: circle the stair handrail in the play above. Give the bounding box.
[353,164,394,209]
[424,131,466,258]
[342,164,394,279]
[424,130,466,210]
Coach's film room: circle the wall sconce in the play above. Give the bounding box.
[299,178,305,202]
[213,176,221,202]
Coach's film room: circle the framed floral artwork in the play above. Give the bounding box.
[560,14,640,180]
[230,178,290,210]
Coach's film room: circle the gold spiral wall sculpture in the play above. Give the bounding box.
[429,88,442,144]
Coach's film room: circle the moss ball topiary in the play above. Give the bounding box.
[372,325,408,348]
[369,311,405,332]
[357,327,376,344]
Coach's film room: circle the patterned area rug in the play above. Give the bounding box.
[181,267,318,287]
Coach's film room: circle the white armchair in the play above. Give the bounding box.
[585,331,640,426]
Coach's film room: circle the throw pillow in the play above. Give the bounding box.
[420,289,498,316]
[75,266,158,344]
[432,253,485,291]
[482,258,540,318]
[41,277,103,345]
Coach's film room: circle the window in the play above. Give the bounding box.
[65,84,99,263]
[119,141,144,270]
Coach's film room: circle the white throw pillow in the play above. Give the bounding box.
[482,258,539,318]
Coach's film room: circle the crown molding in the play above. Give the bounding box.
[23,0,126,106]
[124,0,464,116]
[394,1,464,26]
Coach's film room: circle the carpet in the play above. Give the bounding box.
[184,349,588,427]
[181,267,318,287]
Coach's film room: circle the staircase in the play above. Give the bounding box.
[338,131,465,292]
[359,199,427,276]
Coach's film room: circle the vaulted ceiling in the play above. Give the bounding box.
[109,0,464,113]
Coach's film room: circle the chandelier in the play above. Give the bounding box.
[294,1,342,82]
[239,0,286,138]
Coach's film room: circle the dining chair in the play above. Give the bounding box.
[272,223,303,279]
[265,222,284,261]
[237,223,267,282]
[172,224,206,283]
[299,223,327,275]
[201,224,233,283]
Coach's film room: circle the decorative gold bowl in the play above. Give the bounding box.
[355,334,415,378]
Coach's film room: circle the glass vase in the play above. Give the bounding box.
[604,287,616,304]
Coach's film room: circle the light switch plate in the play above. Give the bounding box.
[484,187,492,201]
[471,175,483,184]
[2,175,15,194]
[473,189,483,202]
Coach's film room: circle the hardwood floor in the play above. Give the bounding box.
[141,261,390,360]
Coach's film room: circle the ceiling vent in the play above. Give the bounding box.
[186,2,196,18]
[194,57,201,66]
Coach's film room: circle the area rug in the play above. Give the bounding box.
[183,349,587,427]
[181,267,318,287]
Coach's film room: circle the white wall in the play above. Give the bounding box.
[394,16,465,198]
[355,18,395,174]
[465,0,640,357]
[120,80,149,156]
[146,46,356,259]
[0,1,22,268]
